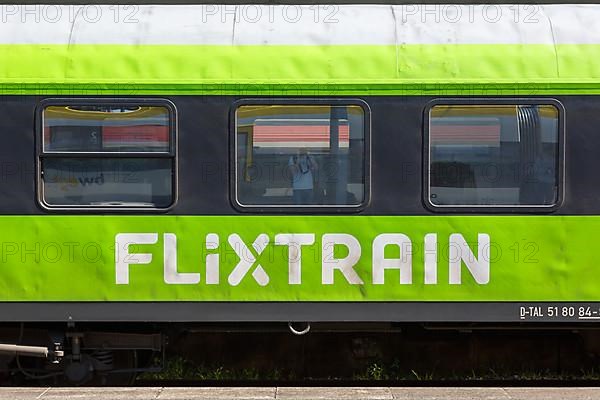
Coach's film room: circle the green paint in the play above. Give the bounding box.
[0,215,594,302]
[1,44,600,95]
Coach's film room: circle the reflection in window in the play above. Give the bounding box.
[42,158,172,207]
[236,105,366,206]
[40,103,174,208]
[429,104,560,207]
[43,106,170,152]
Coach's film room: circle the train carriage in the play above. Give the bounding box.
[0,1,599,382]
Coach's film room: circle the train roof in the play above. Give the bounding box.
[1,1,598,4]
[1,4,599,95]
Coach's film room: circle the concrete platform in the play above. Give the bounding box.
[1,387,600,400]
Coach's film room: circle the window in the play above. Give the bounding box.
[427,101,563,208]
[234,101,368,208]
[38,100,176,209]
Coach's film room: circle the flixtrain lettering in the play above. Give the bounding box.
[115,233,490,286]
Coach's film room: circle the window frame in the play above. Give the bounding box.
[230,98,371,213]
[36,98,178,212]
[423,98,566,213]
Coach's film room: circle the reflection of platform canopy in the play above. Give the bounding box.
[431,118,501,146]
[44,106,170,152]
[253,119,350,148]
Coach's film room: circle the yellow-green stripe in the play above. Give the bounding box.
[2,44,600,95]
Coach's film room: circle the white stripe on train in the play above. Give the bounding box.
[0,4,599,46]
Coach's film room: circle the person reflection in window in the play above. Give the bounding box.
[288,148,318,205]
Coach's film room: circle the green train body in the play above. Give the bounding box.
[0,3,598,324]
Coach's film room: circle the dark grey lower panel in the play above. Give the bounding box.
[2,302,600,323]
